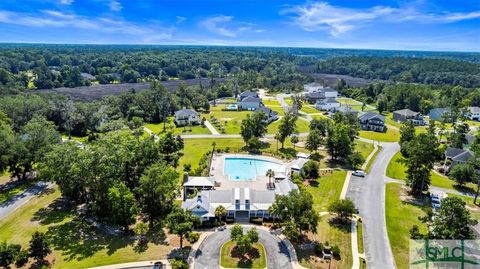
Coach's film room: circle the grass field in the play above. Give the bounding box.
[355,141,375,161]
[180,138,246,170]
[300,105,320,114]
[220,241,267,269]
[297,213,352,269]
[386,152,477,192]
[261,99,281,106]
[358,127,400,142]
[385,183,428,269]
[265,105,285,116]
[0,187,175,268]
[266,117,310,134]
[61,134,90,143]
[357,221,364,254]
[144,117,212,135]
[305,170,347,212]
[202,106,252,134]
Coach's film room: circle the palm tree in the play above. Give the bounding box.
[291,134,299,150]
[266,169,275,186]
[274,133,281,152]
[215,205,227,223]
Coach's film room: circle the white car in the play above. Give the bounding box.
[431,200,441,209]
[352,170,366,177]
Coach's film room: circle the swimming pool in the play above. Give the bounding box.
[224,157,281,181]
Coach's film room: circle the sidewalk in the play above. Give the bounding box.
[204,120,219,135]
[88,260,170,269]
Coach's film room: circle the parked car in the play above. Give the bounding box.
[431,200,441,209]
[352,170,366,177]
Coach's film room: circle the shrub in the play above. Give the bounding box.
[15,249,29,268]
[187,232,200,244]
[171,258,189,269]
[331,245,341,259]
[249,217,263,225]
[309,152,323,161]
[314,242,324,256]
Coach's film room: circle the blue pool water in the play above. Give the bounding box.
[224,157,281,181]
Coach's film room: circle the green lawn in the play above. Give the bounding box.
[385,183,428,269]
[267,117,310,134]
[0,187,175,268]
[144,116,211,135]
[364,146,381,173]
[358,127,400,142]
[61,134,89,143]
[0,181,33,204]
[202,106,252,134]
[357,221,364,254]
[386,152,477,192]
[355,140,374,161]
[220,241,267,269]
[265,105,285,116]
[305,170,347,212]
[180,138,246,170]
[300,105,320,114]
[298,213,352,269]
[261,99,280,106]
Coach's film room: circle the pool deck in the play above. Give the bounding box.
[209,153,285,191]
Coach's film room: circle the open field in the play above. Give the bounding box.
[220,241,266,269]
[145,120,211,135]
[305,170,348,212]
[358,127,400,142]
[355,141,375,161]
[0,187,175,268]
[265,105,285,116]
[386,152,477,192]
[266,117,310,134]
[385,183,428,269]
[202,106,252,134]
[300,105,320,114]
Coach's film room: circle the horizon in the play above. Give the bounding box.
[0,0,479,52]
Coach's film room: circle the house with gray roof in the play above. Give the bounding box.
[304,82,323,93]
[315,98,340,111]
[306,91,325,104]
[358,112,386,132]
[238,96,262,110]
[257,106,279,123]
[392,109,425,125]
[444,147,474,171]
[238,91,259,101]
[428,108,451,121]
[174,108,200,126]
[329,105,359,118]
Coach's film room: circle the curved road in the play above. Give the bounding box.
[194,227,292,269]
[0,182,51,220]
[347,139,399,269]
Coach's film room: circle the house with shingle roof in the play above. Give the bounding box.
[444,147,474,171]
[174,108,200,126]
[238,96,262,110]
[393,109,425,125]
[467,106,480,121]
[315,98,340,111]
[358,112,386,132]
[257,106,279,123]
[238,91,259,101]
[428,108,451,121]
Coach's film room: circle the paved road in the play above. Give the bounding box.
[0,181,51,220]
[194,227,292,269]
[180,133,309,139]
[347,141,399,269]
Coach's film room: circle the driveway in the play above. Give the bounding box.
[0,181,51,220]
[194,226,293,269]
[346,141,399,269]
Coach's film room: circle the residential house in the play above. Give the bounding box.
[444,147,474,171]
[467,107,480,121]
[238,91,259,101]
[315,98,340,111]
[174,108,201,126]
[322,87,339,98]
[392,109,425,125]
[182,181,298,222]
[304,82,323,93]
[428,108,451,121]
[306,92,325,104]
[257,106,279,123]
[329,105,359,118]
[358,112,386,132]
[238,96,262,110]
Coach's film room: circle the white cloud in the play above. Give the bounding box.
[109,0,122,12]
[200,15,260,37]
[59,0,74,5]
[282,2,480,36]
[176,16,186,24]
[0,9,173,40]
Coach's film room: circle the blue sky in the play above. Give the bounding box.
[0,0,479,51]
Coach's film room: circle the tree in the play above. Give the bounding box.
[448,163,475,187]
[0,117,15,174]
[215,205,227,223]
[326,123,353,161]
[348,151,365,169]
[9,116,61,180]
[449,121,469,148]
[266,169,275,185]
[240,111,268,144]
[290,134,299,150]
[277,112,297,148]
[305,129,322,153]
[300,160,319,181]
[403,133,440,195]
[29,232,51,264]
[230,225,259,257]
[166,208,199,254]
[376,94,388,114]
[427,197,477,239]
[328,199,356,222]
[291,94,304,112]
[0,242,21,268]
[136,164,179,225]
[106,182,138,230]
[269,189,318,239]
[230,224,244,241]
[134,222,149,246]
[399,121,416,157]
